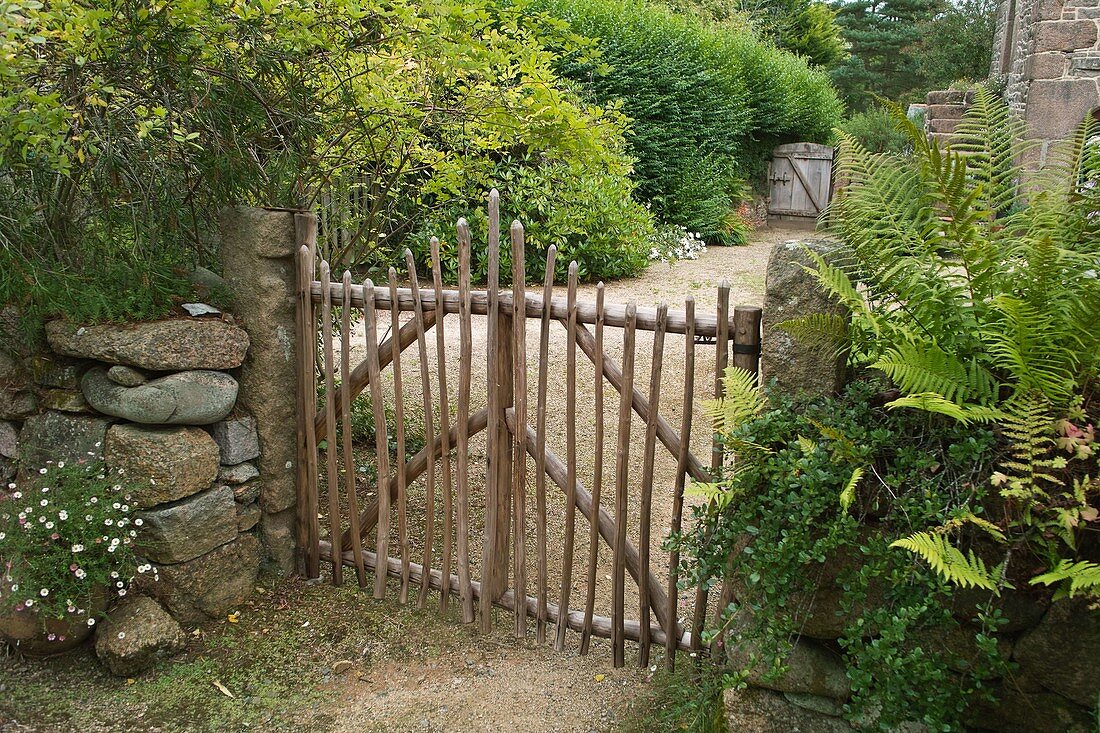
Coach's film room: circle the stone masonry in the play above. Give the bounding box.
[991,0,1100,168]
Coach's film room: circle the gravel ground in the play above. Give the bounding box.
[324,226,798,731]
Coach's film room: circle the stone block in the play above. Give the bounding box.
[137,534,261,624]
[46,318,250,371]
[0,421,18,459]
[966,679,1093,733]
[925,89,972,105]
[0,387,36,420]
[1039,0,1066,21]
[727,636,850,700]
[25,355,85,389]
[1024,79,1099,139]
[135,485,238,564]
[927,103,968,120]
[39,389,90,413]
[1034,20,1098,52]
[218,461,260,485]
[209,416,260,465]
[19,411,110,466]
[1070,50,1100,71]
[219,208,299,519]
[260,507,297,574]
[929,117,961,134]
[236,502,261,531]
[106,365,147,387]
[761,239,849,400]
[94,596,186,677]
[1026,51,1068,79]
[1013,597,1100,706]
[232,480,261,504]
[723,687,854,732]
[105,424,219,507]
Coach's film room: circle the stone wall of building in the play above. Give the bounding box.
[991,0,1100,168]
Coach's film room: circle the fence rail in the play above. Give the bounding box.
[295,190,762,669]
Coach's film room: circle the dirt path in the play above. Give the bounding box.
[326,226,798,731]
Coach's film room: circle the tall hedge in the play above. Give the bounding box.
[531,0,843,240]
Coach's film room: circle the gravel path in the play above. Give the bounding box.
[326,226,798,731]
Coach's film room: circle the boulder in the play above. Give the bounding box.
[25,355,85,389]
[94,596,187,677]
[761,239,849,400]
[236,502,261,532]
[0,421,18,460]
[46,319,249,371]
[39,389,90,413]
[232,481,261,504]
[137,534,261,624]
[209,416,260,465]
[966,679,1094,733]
[723,687,854,733]
[727,636,851,700]
[1013,597,1100,706]
[135,485,238,564]
[107,365,148,387]
[219,462,259,485]
[82,367,238,425]
[19,411,111,466]
[104,425,219,507]
[0,387,36,420]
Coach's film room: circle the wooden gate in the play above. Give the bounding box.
[293,191,761,669]
[767,142,834,225]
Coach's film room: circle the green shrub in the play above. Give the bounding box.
[414,159,653,284]
[529,0,843,241]
[837,107,912,154]
[685,380,1007,729]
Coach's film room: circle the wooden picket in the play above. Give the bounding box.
[294,193,762,668]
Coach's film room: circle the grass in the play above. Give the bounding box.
[619,664,730,733]
[1,574,476,733]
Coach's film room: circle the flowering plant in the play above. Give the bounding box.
[0,459,150,637]
[646,224,707,263]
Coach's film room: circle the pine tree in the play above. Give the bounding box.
[829,0,943,109]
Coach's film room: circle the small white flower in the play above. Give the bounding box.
[117,589,127,597]
[38,468,47,475]
[24,598,33,607]
[39,588,48,596]
[45,521,54,529]
[57,461,64,468]
[112,502,120,510]
[11,491,21,498]
[89,497,98,504]
[134,518,144,527]
[118,632,125,639]
[87,618,96,626]
[40,499,48,507]
[72,544,84,552]
[58,510,68,520]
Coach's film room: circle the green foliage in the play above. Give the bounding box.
[1031,560,1100,599]
[683,381,1006,729]
[415,159,653,284]
[889,531,999,591]
[530,0,843,240]
[620,664,729,733]
[1,0,649,335]
[830,0,941,109]
[917,0,998,91]
[813,88,1100,599]
[838,107,913,154]
[702,366,767,436]
[0,460,142,631]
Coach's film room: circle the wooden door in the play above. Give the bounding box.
[767,142,834,224]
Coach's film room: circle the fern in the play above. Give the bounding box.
[703,366,766,437]
[885,393,1002,425]
[1030,560,1100,599]
[873,342,997,406]
[776,312,849,357]
[890,531,1000,592]
[839,466,864,513]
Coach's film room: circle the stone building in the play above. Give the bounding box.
[990,0,1100,166]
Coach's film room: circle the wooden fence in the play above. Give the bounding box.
[294,191,761,669]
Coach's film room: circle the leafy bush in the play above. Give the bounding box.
[415,159,654,284]
[685,378,1007,729]
[837,107,912,154]
[529,0,843,241]
[0,0,650,337]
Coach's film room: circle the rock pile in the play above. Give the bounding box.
[2,314,264,675]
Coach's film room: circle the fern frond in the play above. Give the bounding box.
[873,342,997,405]
[703,366,765,437]
[839,466,864,512]
[1030,560,1100,598]
[776,313,849,356]
[890,531,1000,591]
[885,393,1002,425]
